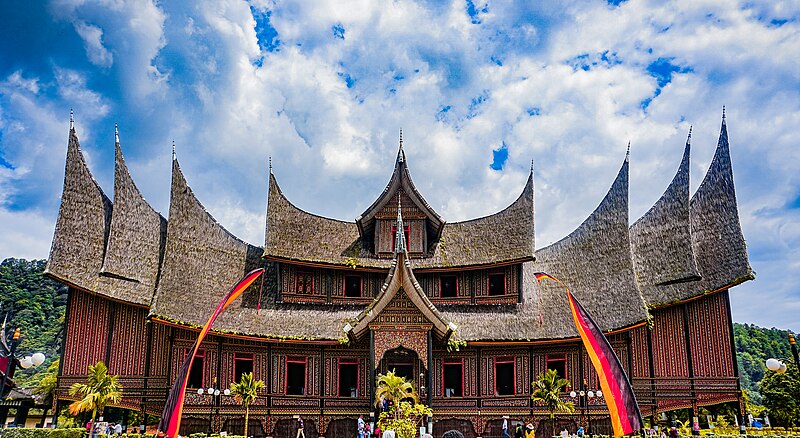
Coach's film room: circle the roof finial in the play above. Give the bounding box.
[397,129,405,163]
[530,159,534,173]
[722,105,726,121]
[69,109,74,130]
[114,123,119,144]
[687,125,692,144]
[395,192,406,254]
[269,156,272,174]
[172,140,176,160]
[626,141,631,162]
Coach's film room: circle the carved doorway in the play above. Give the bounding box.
[377,347,427,393]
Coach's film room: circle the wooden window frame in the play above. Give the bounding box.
[184,348,206,389]
[440,275,458,298]
[494,356,516,396]
[442,359,464,398]
[295,271,314,295]
[545,353,568,382]
[488,272,507,296]
[285,356,308,396]
[233,352,255,383]
[337,358,360,398]
[344,275,363,298]
[391,225,411,252]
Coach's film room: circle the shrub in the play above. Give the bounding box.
[442,430,464,438]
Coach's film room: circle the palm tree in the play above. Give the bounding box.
[68,361,122,429]
[375,370,418,417]
[531,369,574,436]
[229,372,265,437]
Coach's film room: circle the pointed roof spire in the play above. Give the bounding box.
[395,193,406,254]
[396,129,405,163]
[530,159,534,174]
[114,123,119,144]
[686,125,692,145]
[626,141,631,162]
[69,109,74,130]
[172,140,176,160]
[722,105,726,122]
[269,156,272,174]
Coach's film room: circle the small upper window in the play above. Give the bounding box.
[234,353,254,383]
[547,354,567,381]
[345,275,362,297]
[495,358,515,396]
[187,349,205,389]
[286,358,307,395]
[488,273,506,296]
[441,275,457,298]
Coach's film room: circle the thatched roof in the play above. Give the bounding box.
[630,135,701,300]
[356,142,445,245]
[45,128,113,293]
[99,139,167,306]
[264,168,535,269]
[440,154,647,341]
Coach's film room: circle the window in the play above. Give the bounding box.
[442,360,463,397]
[440,275,457,298]
[547,354,567,381]
[295,272,313,294]
[391,225,410,251]
[286,357,307,395]
[345,275,362,298]
[233,353,254,383]
[494,357,515,396]
[338,359,359,397]
[488,273,506,296]
[389,363,414,381]
[187,349,205,389]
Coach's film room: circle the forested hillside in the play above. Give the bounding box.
[734,322,795,405]
[0,258,67,386]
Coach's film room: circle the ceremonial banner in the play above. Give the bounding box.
[158,268,265,438]
[535,272,643,438]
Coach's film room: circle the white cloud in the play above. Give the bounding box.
[74,21,114,68]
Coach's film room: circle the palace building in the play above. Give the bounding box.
[45,114,752,438]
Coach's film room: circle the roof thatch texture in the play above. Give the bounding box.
[45,128,113,293]
[630,138,700,301]
[151,160,354,339]
[264,171,535,269]
[99,141,167,305]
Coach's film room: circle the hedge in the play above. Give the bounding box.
[0,428,84,438]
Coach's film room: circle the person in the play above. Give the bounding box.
[114,423,123,436]
[296,416,305,438]
[560,428,569,438]
[373,424,381,438]
[660,429,667,438]
[502,416,510,438]
[525,423,535,438]
[668,427,678,438]
[515,423,524,438]
[577,426,584,438]
[382,429,395,438]
[358,416,366,438]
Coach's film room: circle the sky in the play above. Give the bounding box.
[0,0,798,332]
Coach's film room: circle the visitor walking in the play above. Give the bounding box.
[358,416,366,438]
[296,416,305,438]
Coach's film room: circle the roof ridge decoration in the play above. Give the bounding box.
[45,123,114,295]
[630,129,700,302]
[532,152,648,337]
[356,131,444,246]
[151,156,263,324]
[348,204,453,342]
[99,130,168,306]
[682,111,752,299]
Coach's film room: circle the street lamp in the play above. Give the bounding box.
[570,384,603,437]
[765,333,799,374]
[2,328,46,399]
[197,383,231,434]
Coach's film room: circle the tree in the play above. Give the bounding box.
[531,369,574,435]
[377,401,432,438]
[68,362,122,428]
[229,371,265,437]
[760,365,800,427]
[375,370,418,418]
[34,359,60,404]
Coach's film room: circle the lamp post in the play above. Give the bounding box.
[197,383,230,434]
[765,333,800,374]
[570,385,603,438]
[1,328,46,428]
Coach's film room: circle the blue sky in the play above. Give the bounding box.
[1,0,798,332]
